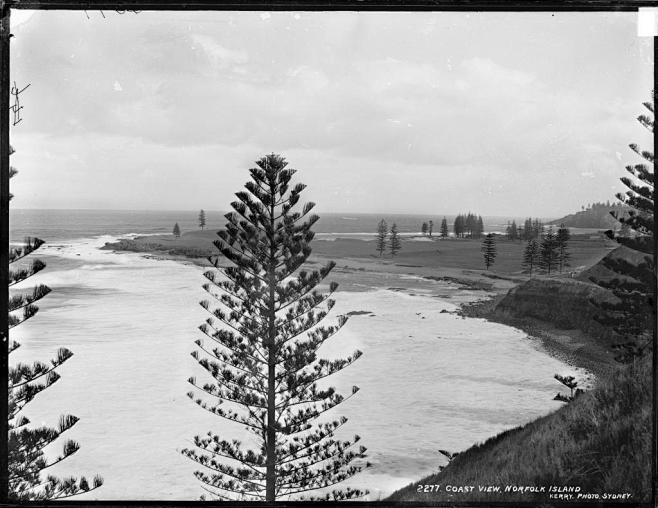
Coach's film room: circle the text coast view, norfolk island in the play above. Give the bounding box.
[6,9,655,504]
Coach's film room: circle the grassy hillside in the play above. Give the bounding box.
[387,357,652,504]
[549,202,629,229]
[578,245,651,286]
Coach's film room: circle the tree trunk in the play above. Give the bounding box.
[265,179,277,503]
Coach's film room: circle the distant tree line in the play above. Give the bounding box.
[509,218,544,241]
[475,222,571,273]
[453,213,484,239]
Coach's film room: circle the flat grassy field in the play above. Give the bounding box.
[313,235,616,276]
[104,230,615,279]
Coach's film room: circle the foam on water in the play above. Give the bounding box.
[10,236,590,500]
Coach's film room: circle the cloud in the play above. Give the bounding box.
[189,34,249,70]
[8,11,652,215]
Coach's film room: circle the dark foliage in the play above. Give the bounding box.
[553,374,584,403]
[521,239,539,276]
[440,218,448,238]
[454,212,484,238]
[376,219,387,257]
[539,226,558,275]
[481,233,496,270]
[505,220,518,240]
[199,209,207,230]
[555,224,571,273]
[519,217,543,241]
[389,223,401,256]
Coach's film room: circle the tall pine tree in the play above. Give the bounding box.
[522,218,533,240]
[453,215,464,238]
[506,220,518,241]
[8,145,102,500]
[440,218,448,238]
[474,215,484,239]
[173,222,181,238]
[389,223,401,256]
[555,224,571,273]
[481,233,496,270]
[522,239,540,276]
[199,209,207,230]
[183,154,368,501]
[539,227,558,275]
[376,219,388,257]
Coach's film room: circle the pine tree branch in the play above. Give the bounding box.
[213,235,265,273]
[9,238,45,264]
[188,379,268,409]
[202,271,270,315]
[198,326,268,365]
[191,354,267,396]
[8,259,47,287]
[188,395,263,431]
[198,482,250,501]
[186,440,265,476]
[277,438,363,474]
[10,365,60,389]
[275,263,337,311]
[184,454,266,488]
[276,353,361,396]
[275,293,335,336]
[280,390,359,435]
[192,341,267,382]
[277,466,364,495]
[200,307,268,359]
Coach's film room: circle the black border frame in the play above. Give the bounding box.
[0,1,655,506]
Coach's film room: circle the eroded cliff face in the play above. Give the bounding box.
[493,278,618,340]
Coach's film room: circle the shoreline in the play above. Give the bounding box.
[457,295,614,379]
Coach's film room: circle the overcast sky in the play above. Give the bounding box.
[8,10,653,216]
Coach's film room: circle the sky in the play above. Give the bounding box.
[8,9,654,217]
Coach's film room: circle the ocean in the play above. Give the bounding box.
[9,209,542,243]
[8,209,587,501]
